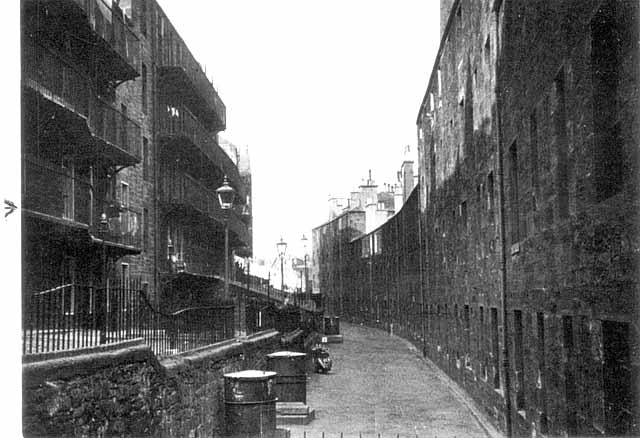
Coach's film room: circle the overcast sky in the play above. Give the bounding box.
[156,1,440,262]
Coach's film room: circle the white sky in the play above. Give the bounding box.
[156,0,440,261]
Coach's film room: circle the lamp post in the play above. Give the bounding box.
[216,176,235,300]
[98,213,109,344]
[276,237,287,303]
[301,234,308,306]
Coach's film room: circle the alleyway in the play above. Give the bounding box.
[287,323,502,438]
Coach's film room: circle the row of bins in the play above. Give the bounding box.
[224,351,307,437]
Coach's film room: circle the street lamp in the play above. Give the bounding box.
[98,212,109,344]
[301,234,308,306]
[276,237,287,302]
[216,176,235,300]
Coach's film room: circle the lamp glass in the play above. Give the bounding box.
[276,237,287,256]
[216,176,235,210]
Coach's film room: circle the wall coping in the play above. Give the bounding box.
[23,330,282,385]
[23,339,160,386]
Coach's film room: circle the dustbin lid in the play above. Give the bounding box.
[267,351,306,358]
[224,370,277,380]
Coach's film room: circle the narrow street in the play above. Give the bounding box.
[287,323,502,438]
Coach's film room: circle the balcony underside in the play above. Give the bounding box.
[23,0,139,82]
[23,210,140,256]
[159,68,225,132]
[23,87,140,167]
[161,202,251,250]
[159,136,245,202]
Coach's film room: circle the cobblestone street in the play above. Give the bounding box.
[287,323,502,438]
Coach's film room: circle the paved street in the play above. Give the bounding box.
[287,323,502,438]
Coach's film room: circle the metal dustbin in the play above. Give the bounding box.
[324,316,340,335]
[224,370,277,437]
[266,351,307,404]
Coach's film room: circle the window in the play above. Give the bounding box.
[537,313,548,434]
[484,35,491,64]
[563,316,577,436]
[120,104,128,148]
[460,201,468,231]
[602,321,635,435]
[142,64,147,114]
[514,310,525,411]
[120,182,130,207]
[140,0,147,36]
[554,70,569,218]
[143,207,149,250]
[464,305,470,366]
[491,307,500,389]
[487,171,495,212]
[508,141,520,242]
[592,0,625,201]
[142,137,149,180]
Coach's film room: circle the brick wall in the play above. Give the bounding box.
[23,332,281,438]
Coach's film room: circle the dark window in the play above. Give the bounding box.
[602,321,637,435]
[592,0,625,201]
[484,35,491,64]
[140,0,147,36]
[537,313,548,434]
[508,141,520,242]
[514,310,525,410]
[491,307,500,389]
[143,207,149,250]
[464,304,470,359]
[142,64,147,114]
[530,112,538,197]
[487,171,494,212]
[563,316,577,436]
[120,104,128,149]
[461,201,468,232]
[554,70,569,218]
[142,137,149,180]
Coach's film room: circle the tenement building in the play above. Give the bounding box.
[22,0,251,315]
[415,0,639,436]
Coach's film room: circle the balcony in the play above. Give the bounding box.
[23,157,141,251]
[157,24,225,131]
[168,246,221,279]
[22,156,91,227]
[23,0,140,81]
[92,198,142,250]
[160,172,251,247]
[23,41,142,166]
[158,104,242,197]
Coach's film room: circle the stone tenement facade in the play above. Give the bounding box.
[415,0,639,436]
[21,0,252,312]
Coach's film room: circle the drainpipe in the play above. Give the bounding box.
[494,6,513,437]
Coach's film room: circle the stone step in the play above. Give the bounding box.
[320,334,344,343]
[276,402,309,416]
[276,409,316,425]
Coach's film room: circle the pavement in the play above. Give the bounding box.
[285,323,504,438]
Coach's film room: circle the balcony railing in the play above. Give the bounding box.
[160,171,251,245]
[93,199,142,249]
[158,103,242,197]
[23,157,91,226]
[23,42,141,163]
[158,24,225,129]
[161,171,220,218]
[68,0,139,76]
[168,246,222,278]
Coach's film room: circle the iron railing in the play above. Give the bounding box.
[92,199,142,248]
[167,245,222,278]
[23,41,142,162]
[22,279,236,358]
[160,170,220,218]
[158,26,225,127]
[71,0,140,71]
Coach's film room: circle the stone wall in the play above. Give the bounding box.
[23,331,281,437]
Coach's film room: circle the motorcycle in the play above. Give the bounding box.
[311,344,332,373]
